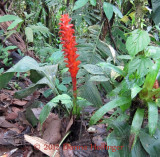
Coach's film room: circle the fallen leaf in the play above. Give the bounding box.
[43,117,61,144]
[24,134,60,157]
[5,112,18,120]
[31,108,42,119]
[13,99,27,106]
[0,117,17,128]
[65,116,73,133]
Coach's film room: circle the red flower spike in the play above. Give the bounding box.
[59,14,81,97]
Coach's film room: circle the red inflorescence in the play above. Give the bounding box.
[59,14,80,93]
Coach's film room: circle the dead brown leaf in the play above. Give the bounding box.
[12,99,27,106]
[24,134,60,157]
[31,108,42,119]
[0,117,17,128]
[43,116,61,144]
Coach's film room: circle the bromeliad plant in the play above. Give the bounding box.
[90,28,160,154]
[59,14,81,116]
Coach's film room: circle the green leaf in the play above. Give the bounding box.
[7,18,23,30]
[128,56,153,77]
[103,2,113,21]
[7,56,39,72]
[83,64,104,75]
[117,55,132,60]
[77,97,93,107]
[89,75,109,82]
[143,59,160,90]
[39,94,72,124]
[126,29,150,56]
[90,0,96,6]
[131,84,142,99]
[113,6,123,18]
[79,81,103,107]
[152,6,160,25]
[0,72,14,89]
[57,83,67,92]
[139,129,160,156]
[14,77,48,99]
[130,108,144,148]
[73,0,88,10]
[39,101,57,125]
[98,62,126,76]
[148,101,158,136]
[145,46,160,60]
[25,27,33,43]
[0,15,19,22]
[90,97,131,125]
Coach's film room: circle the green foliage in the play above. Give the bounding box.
[103,2,113,21]
[73,0,88,10]
[0,15,23,30]
[126,29,150,56]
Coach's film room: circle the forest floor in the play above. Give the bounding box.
[0,73,111,157]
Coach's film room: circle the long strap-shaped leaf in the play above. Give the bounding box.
[143,59,160,90]
[130,108,144,149]
[148,101,158,136]
[89,97,131,125]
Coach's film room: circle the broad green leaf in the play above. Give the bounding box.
[131,84,142,99]
[73,0,88,10]
[90,0,96,6]
[89,75,109,82]
[57,83,67,92]
[131,139,149,157]
[103,2,113,21]
[139,129,160,156]
[145,46,160,60]
[148,101,158,136]
[43,89,52,98]
[25,27,33,43]
[7,56,39,72]
[77,97,93,107]
[128,56,153,77]
[83,64,104,75]
[120,103,131,112]
[0,72,14,89]
[98,62,126,76]
[130,108,144,148]
[39,94,72,124]
[126,29,150,56]
[152,0,160,12]
[90,97,131,125]
[113,6,123,18]
[0,15,19,22]
[39,101,57,125]
[79,81,103,107]
[152,6,160,25]
[0,57,38,89]
[143,59,160,90]
[0,56,57,94]
[7,18,23,30]
[14,77,49,98]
